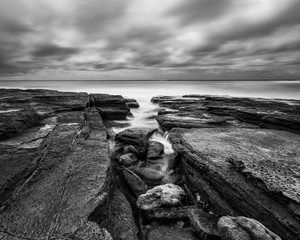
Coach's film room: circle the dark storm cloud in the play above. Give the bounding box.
[31,44,79,59]
[170,0,231,25]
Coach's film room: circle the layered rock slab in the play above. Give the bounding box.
[0,89,120,240]
[169,127,300,240]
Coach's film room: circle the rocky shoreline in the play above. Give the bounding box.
[0,89,299,240]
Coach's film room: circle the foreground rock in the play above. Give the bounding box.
[137,183,185,210]
[169,127,300,240]
[147,226,198,240]
[218,216,281,240]
[188,209,220,239]
[0,89,135,240]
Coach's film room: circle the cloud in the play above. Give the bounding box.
[31,44,79,59]
[169,0,231,25]
[0,0,299,79]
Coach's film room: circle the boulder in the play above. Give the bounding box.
[136,183,185,210]
[188,209,220,240]
[147,226,198,240]
[119,153,138,167]
[147,141,164,159]
[115,128,156,154]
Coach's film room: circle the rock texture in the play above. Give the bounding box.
[169,127,300,240]
[152,95,300,133]
[147,141,164,159]
[137,184,185,210]
[218,216,281,240]
[115,127,156,154]
[0,89,134,240]
[147,226,198,240]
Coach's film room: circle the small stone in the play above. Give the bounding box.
[136,183,185,210]
[147,141,164,159]
[119,153,138,167]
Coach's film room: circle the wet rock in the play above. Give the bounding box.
[170,127,300,240]
[147,226,198,240]
[188,209,220,240]
[137,183,185,210]
[134,167,164,184]
[161,170,182,184]
[125,98,140,108]
[119,153,138,166]
[92,94,131,120]
[115,128,156,154]
[147,141,164,159]
[121,166,148,197]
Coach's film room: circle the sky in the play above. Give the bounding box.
[0,0,300,80]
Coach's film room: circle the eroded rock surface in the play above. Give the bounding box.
[169,127,300,240]
[0,89,135,240]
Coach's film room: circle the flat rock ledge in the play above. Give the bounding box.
[169,127,300,240]
[0,89,135,240]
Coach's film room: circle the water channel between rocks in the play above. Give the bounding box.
[105,97,206,240]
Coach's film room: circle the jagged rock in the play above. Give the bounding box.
[169,127,300,240]
[147,141,164,159]
[218,216,281,240]
[147,226,198,240]
[0,89,131,240]
[119,153,138,166]
[115,128,156,154]
[137,183,185,210]
[188,209,220,240]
